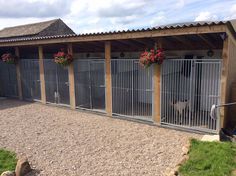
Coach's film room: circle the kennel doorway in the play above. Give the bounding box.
[161,59,222,132]
[44,59,70,106]
[0,61,18,97]
[20,59,41,101]
[74,59,106,112]
[111,59,153,121]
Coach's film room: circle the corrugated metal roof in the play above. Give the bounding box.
[0,20,232,43]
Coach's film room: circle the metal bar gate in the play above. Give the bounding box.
[20,59,41,101]
[111,59,153,121]
[44,59,70,105]
[161,59,221,132]
[74,59,105,112]
[0,61,18,97]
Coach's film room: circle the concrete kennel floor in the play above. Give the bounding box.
[0,99,201,176]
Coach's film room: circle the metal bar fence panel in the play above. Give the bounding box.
[90,60,106,110]
[44,59,69,105]
[111,59,153,121]
[74,59,106,111]
[0,61,18,97]
[57,64,70,105]
[44,59,57,103]
[20,59,41,101]
[74,60,91,109]
[161,59,221,132]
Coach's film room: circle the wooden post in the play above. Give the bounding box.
[153,41,161,124]
[220,36,230,129]
[105,41,112,116]
[153,64,161,124]
[15,47,23,100]
[38,46,46,104]
[67,43,76,109]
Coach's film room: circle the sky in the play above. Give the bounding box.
[0,0,235,34]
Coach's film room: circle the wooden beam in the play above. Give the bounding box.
[171,35,193,47]
[0,25,227,47]
[153,41,162,124]
[116,39,145,49]
[38,46,46,104]
[131,38,154,48]
[220,37,229,129]
[153,64,161,124]
[198,34,216,48]
[15,47,22,100]
[226,28,236,47]
[105,41,112,116]
[67,43,76,109]
[88,41,104,49]
[220,32,236,129]
[111,41,130,51]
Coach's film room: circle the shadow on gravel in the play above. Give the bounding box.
[0,98,35,110]
[25,169,41,176]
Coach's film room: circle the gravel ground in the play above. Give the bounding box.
[0,99,201,176]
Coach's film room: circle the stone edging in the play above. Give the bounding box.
[165,140,191,176]
[1,157,31,176]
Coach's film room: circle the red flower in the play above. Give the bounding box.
[139,48,165,68]
[53,50,73,66]
[1,53,17,64]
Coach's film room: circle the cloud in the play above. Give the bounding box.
[0,0,70,18]
[194,11,218,21]
[224,4,236,20]
[150,12,166,26]
[0,0,235,33]
[95,0,146,18]
[175,0,185,8]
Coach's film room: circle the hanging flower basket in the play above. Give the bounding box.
[54,49,73,66]
[1,53,18,64]
[139,48,165,68]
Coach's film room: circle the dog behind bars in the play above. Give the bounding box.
[170,99,190,124]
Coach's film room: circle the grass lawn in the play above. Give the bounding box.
[0,149,17,174]
[179,139,236,176]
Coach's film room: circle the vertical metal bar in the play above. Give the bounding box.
[167,60,170,124]
[189,60,193,127]
[123,60,125,115]
[206,62,210,129]
[153,63,156,121]
[213,63,217,130]
[89,61,92,109]
[174,60,177,125]
[216,61,222,131]
[210,63,214,130]
[56,63,59,104]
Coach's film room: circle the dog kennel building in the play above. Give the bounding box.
[0,19,236,133]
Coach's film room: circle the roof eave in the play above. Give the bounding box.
[0,23,228,47]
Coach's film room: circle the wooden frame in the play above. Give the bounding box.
[67,43,76,109]
[153,64,161,124]
[220,29,236,129]
[105,41,112,116]
[15,47,23,100]
[38,46,46,104]
[0,22,236,133]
